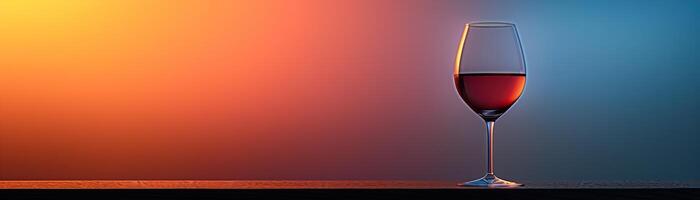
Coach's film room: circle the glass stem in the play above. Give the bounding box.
[485,120,495,175]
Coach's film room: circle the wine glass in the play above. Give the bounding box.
[454,22,526,187]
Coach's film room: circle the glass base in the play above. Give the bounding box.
[458,174,523,188]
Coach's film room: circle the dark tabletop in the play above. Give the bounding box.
[1,180,699,189]
[2,180,699,200]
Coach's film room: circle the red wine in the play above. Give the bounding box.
[454,73,526,121]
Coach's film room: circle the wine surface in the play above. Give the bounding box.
[454,73,526,121]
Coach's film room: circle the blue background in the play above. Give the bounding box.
[448,0,700,181]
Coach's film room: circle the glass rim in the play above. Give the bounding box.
[466,22,515,28]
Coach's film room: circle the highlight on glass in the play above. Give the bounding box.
[454,22,526,187]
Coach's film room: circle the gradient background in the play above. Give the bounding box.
[1,0,698,181]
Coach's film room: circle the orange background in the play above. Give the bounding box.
[0,0,467,179]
